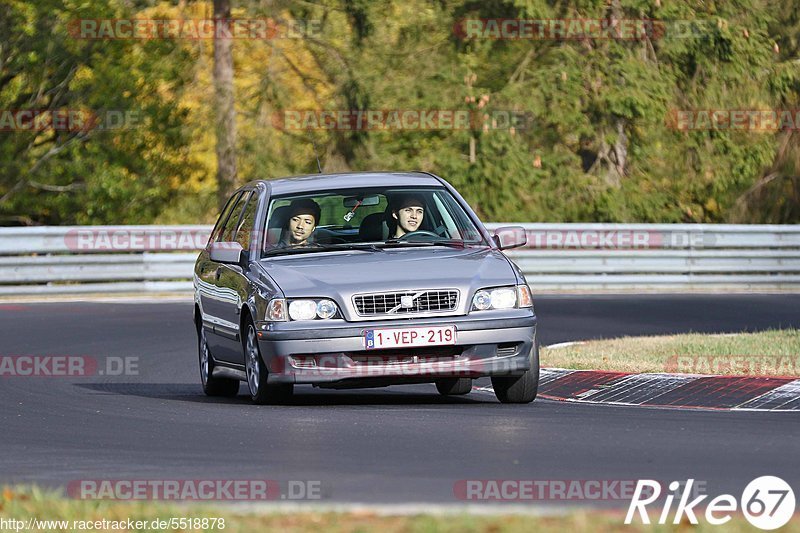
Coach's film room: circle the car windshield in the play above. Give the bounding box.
[261,186,487,256]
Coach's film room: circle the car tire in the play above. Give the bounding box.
[491,336,539,404]
[435,378,472,396]
[198,322,240,397]
[244,320,293,405]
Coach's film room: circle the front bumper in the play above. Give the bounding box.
[255,312,537,386]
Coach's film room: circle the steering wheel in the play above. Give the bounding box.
[396,230,441,241]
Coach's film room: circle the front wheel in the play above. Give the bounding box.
[492,337,539,404]
[244,321,293,405]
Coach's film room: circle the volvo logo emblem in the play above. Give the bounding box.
[400,295,415,308]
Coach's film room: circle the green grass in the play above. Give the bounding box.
[541,329,800,376]
[2,486,797,532]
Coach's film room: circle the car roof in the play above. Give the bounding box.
[246,171,443,195]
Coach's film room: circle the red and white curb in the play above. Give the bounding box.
[476,369,799,411]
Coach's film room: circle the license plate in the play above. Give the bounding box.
[364,325,456,350]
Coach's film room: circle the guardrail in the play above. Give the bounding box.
[502,223,800,290]
[0,224,798,294]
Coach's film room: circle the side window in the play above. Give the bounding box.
[208,192,241,245]
[217,192,249,243]
[263,199,292,250]
[233,192,259,250]
[438,191,482,241]
[433,193,459,239]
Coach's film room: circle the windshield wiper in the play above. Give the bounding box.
[262,242,384,257]
[383,239,479,249]
[431,239,470,248]
[262,245,328,257]
[263,240,481,257]
[321,242,385,252]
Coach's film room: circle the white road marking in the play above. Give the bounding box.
[230,502,571,516]
[734,379,800,411]
[543,341,584,349]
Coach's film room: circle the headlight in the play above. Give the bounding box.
[471,285,530,311]
[286,299,340,321]
[316,299,338,319]
[473,290,492,310]
[488,287,516,309]
[289,300,318,321]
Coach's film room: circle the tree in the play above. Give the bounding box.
[0,0,195,225]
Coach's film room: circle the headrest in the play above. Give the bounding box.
[359,212,389,241]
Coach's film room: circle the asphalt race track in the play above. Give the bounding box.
[1,294,799,506]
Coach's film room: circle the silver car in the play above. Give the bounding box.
[193,172,538,404]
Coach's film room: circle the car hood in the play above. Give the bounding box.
[258,246,517,319]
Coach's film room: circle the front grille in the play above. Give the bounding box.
[353,289,459,316]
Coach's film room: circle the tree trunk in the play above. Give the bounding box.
[612,118,628,179]
[469,136,476,164]
[213,0,238,209]
[606,0,628,186]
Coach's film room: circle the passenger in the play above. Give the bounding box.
[282,198,321,246]
[391,195,425,238]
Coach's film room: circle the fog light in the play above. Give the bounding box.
[290,356,317,369]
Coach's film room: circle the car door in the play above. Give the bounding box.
[210,190,260,364]
[197,190,240,330]
[200,191,249,363]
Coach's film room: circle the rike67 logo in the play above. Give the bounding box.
[626,476,796,530]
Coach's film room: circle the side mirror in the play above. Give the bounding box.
[209,241,246,266]
[493,226,527,250]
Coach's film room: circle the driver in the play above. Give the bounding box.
[391,195,425,238]
[282,198,321,246]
